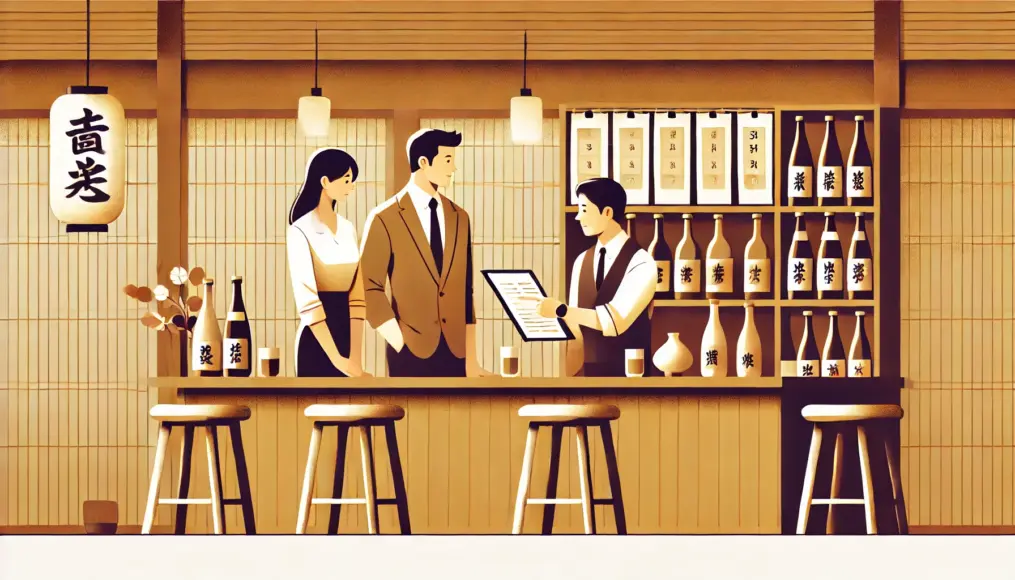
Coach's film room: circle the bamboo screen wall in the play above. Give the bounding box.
[187,118,388,377]
[901,118,1015,527]
[0,118,159,527]
[419,118,562,377]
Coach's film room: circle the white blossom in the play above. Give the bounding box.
[153,285,170,302]
[170,266,189,285]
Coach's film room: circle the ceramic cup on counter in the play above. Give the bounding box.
[258,347,280,377]
[500,346,520,378]
[625,349,645,378]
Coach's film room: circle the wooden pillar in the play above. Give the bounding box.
[874,0,902,108]
[389,109,421,193]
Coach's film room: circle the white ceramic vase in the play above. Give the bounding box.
[700,299,727,377]
[736,302,763,378]
[653,332,693,377]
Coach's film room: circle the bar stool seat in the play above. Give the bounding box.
[142,404,256,535]
[512,403,626,535]
[296,404,410,535]
[797,404,909,535]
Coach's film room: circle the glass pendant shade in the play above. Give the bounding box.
[511,88,543,145]
[298,88,331,138]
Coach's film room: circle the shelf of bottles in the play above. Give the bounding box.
[561,105,881,380]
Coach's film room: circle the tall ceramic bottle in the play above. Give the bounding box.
[743,213,770,299]
[705,214,733,298]
[736,301,762,378]
[192,278,223,377]
[796,310,820,378]
[849,311,873,377]
[673,213,701,299]
[822,311,846,378]
[701,298,727,377]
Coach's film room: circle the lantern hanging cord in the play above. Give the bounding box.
[314,24,319,89]
[522,31,528,90]
[85,0,91,86]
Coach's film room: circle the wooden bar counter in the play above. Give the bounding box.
[147,375,900,535]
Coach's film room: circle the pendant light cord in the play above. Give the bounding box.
[522,30,528,90]
[85,0,91,86]
[314,24,319,89]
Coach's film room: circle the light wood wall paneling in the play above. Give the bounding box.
[0,0,157,60]
[0,117,159,527]
[902,0,1015,60]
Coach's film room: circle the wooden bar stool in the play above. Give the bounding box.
[512,404,627,535]
[797,404,909,535]
[141,404,256,535]
[296,404,411,535]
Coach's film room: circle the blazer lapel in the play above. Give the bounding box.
[439,196,459,289]
[397,192,440,284]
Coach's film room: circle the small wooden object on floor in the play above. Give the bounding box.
[141,404,257,535]
[796,404,909,535]
[83,500,119,535]
[511,404,627,535]
[295,404,411,535]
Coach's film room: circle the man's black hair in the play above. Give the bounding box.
[576,177,627,223]
[409,129,463,172]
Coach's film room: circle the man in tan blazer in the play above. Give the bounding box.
[359,128,491,377]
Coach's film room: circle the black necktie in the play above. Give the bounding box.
[595,247,606,290]
[428,197,443,275]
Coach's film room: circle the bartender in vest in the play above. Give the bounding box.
[527,177,656,377]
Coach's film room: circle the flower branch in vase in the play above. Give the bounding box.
[124,265,208,375]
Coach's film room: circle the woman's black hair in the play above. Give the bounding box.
[288,147,360,225]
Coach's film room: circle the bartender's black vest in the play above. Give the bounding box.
[576,238,653,377]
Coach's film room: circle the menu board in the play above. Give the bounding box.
[569,112,610,204]
[696,112,733,205]
[737,112,774,205]
[611,112,650,205]
[653,112,692,204]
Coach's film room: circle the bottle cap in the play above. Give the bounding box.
[713,214,723,219]
[204,278,214,284]
[824,115,834,121]
[855,115,864,121]
[653,213,664,218]
[824,212,833,217]
[625,213,637,219]
[803,310,813,316]
[794,115,804,121]
[710,298,721,305]
[855,310,866,316]
[682,213,693,219]
[744,301,754,307]
[829,310,838,316]
[751,213,763,218]
[231,275,243,282]
[855,212,864,217]
[794,212,804,217]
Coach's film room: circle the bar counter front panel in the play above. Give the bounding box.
[152,377,781,534]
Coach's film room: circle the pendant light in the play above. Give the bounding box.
[298,25,331,138]
[510,31,543,145]
[49,0,126,233]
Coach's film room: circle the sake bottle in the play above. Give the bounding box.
[224,275,252,378]
[847,213,874,300]
[743,213,770,299]
[821,311,846,378]
[817,115,844,206]
[701,298,727,377]
[847,116,873,207]
[673,213,701,299]
[849,311,873,377]
[705,214,733,298]
[796,310,820,378]
[192,278,223,377]
[647,213,672,299]
[736,301,762,378]
[787,213,814,300]
[787,115,813,206]
[626,213,639,246]
[817,213,844,300]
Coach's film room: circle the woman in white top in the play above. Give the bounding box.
[286,147,369,377]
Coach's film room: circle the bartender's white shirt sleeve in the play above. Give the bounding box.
[286,225,327,327]
[568,251,586,307]
[596,249,656,337]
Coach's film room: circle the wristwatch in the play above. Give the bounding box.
[555,303,569,318]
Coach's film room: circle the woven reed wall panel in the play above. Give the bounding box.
[902,0,1015,60]
[0,118,158,527]
[900,118,1015,527]
[0,0,157,60]
[187,118,388,378]
[419,118,560,377]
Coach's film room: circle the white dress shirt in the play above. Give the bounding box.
[568,231,656,337]
[399,181,446,249]
[286,211,366,328]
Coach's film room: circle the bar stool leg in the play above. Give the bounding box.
[358,425,380,534]
[327,426,350,535]
[856,424,878,534]
[575,425,596,535]
[204,425,226,534]
[882,423,909,534]
[141,423,172,534]
[599,422,627,535]
[383,422,412,535]
[826,427,844,534]
[511,424,539,534]
[228,422,257,534]
[296,424,324,534]
[174,425,196,535]
[796,424,823,534]
[541,425,564,535]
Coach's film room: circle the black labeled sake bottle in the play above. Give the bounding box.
[787,212,814,300]
[847,213,874,300]
[788,115,813,206]
[647,213,672,299]
[673,213,701,299]
[821,311,846,378]
[817,115,844,207]
[847,116,873,207]
[796,311,820,378]
[817,213,844,300]
[224,275,253,377]
[849,311,873,377]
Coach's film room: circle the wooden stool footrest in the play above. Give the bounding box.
[811,499,866,505]
[312,498,368,505]
[159,498,212,506]
[527,499,583,505]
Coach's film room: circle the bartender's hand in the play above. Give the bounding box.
[520,295,564,319]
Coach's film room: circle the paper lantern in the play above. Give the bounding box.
[298,88,331,138]
[49,85,126,233]
[511,88,543,145]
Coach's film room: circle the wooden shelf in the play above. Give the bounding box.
[782,206,875,214]
[149,376,783,390]
[781,300,875,308]
[565,205,774,214]
[655,299,777,307]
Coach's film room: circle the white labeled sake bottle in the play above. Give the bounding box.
[817,212,844,300]
[847,116,873,207]
[787,212,814,300]
[821,311,846,378]
[224,275,252,378]
[705,214,733,298]
[701,298,727,377]
[847,213,874,300]
[788,115,813,206]
[192,278,223,377]
[626,213,639,246]
[796,310,820,378]
[736,301,762,378]
[744,213,770,299]
[673,213,701,299]
[848,311,873,377]
[817,115,844,207]
[647,213,673,299]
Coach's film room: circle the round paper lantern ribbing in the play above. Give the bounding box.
[510,88,543,145]
[49,86,126,233]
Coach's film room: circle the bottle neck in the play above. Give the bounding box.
[795,219,805,233]
[752,218,762,238]
[203,283,214,310]
[653,218,663,240]
[855,121,865,140]
[744,306,754,322]
[824,219,835,233]
[713,219,723,238]
[231,280,245,311]
[829,316,839,334]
